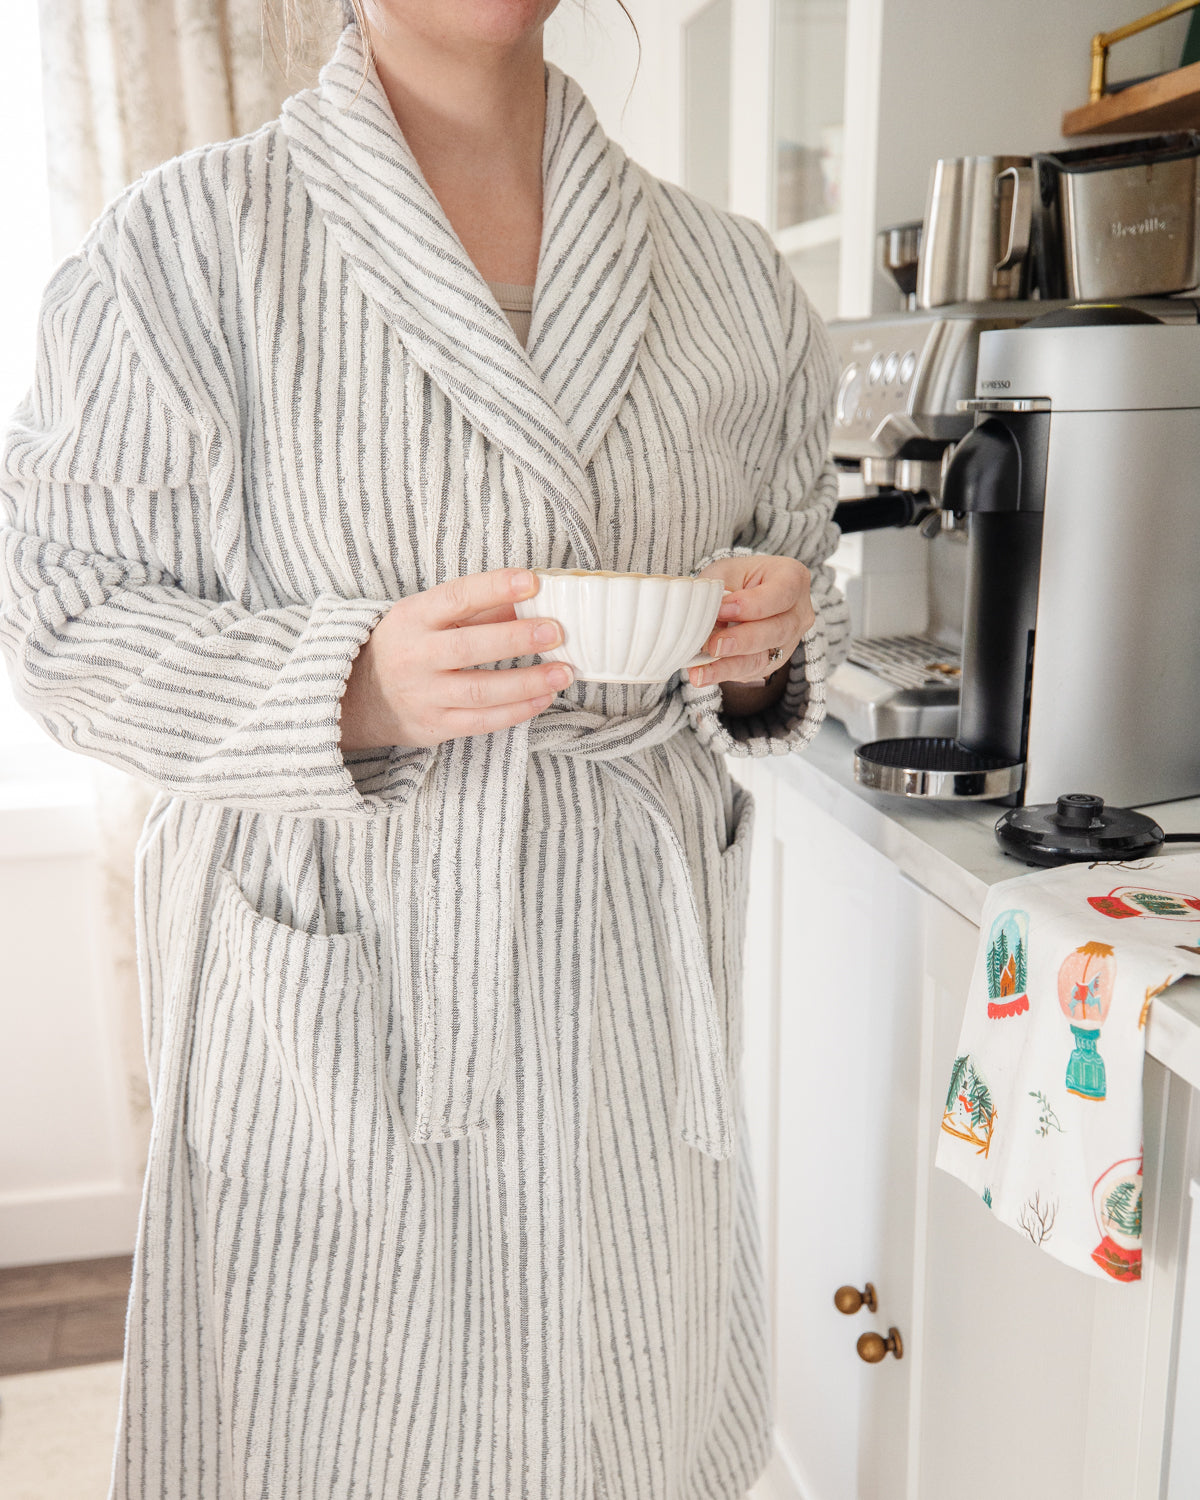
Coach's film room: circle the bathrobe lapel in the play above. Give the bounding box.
[280,25,653,571]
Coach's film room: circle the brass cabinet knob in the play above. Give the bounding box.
[857,1328,904,1363]
[833,1282,877,1315]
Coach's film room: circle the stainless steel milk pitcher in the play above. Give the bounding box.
[917,155,1034,308]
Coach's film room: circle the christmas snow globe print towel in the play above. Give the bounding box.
[935,854,1200,1282]
[986,909,1029,1018]
[1057,942,1115,1100]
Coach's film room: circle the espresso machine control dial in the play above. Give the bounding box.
[836,362,864,426]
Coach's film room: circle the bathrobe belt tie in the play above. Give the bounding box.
[411,691,735,1160]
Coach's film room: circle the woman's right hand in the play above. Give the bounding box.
[338,568,573,751]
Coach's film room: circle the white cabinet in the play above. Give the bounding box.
[673,0,871,320]
[770,775,920,1497]
[917,897,1126,1500]
[736,758,1200,1500]
[739,761,919,1499]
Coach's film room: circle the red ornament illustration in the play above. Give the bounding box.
[1088,886,1200,921]
[1091,1156,1143,1282]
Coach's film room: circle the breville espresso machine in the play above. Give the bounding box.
[852,305,1200,807]
[826,304,1028,744]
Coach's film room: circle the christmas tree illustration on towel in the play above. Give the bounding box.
[986,909,1029,1019]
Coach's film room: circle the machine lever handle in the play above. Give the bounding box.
[833,491,925,533]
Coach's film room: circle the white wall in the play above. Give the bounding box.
[0,798,141,1267]
[870,0,1193,310]
[545,1,678,181]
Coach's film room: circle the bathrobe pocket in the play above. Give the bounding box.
[185,866,391,1206]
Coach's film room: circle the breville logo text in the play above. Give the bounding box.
[1111,216,1169,238]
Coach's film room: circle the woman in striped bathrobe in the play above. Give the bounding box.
[0,2,848,1496]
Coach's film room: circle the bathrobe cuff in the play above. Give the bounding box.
[680,545,828,757]
[327,595,439,809]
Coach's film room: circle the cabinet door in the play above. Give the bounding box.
[753,776,922,1500]
[916,894,1167,1500]
[771,0,847,318]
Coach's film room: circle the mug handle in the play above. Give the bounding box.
[994,165,1033,272]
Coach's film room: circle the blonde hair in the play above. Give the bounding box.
[262,0,371,79]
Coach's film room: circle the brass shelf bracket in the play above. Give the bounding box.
[1091,1,1200,102]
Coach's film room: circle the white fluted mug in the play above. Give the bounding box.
[515,567,727,684]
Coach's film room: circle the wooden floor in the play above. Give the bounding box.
[0,1256,132,1377]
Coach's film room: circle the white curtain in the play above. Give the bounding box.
[39,0,344,255]
[36,0,344,1172]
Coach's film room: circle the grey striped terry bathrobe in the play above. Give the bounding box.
[0,22,849,1500]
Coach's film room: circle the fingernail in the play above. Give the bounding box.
[512,570,536,595]
[719,600,740,618]
[547,665,573,689]
[533,621,561,645]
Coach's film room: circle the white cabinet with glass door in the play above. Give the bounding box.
[676,0,880,321]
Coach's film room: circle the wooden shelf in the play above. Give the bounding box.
[1064,59,1200,136]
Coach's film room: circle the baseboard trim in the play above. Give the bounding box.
[0,1184,140,1268]
[748,1434,816,1500]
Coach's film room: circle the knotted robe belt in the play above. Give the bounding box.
[411,691,735,1160]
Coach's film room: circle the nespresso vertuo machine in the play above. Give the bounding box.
[853,305,1200,807]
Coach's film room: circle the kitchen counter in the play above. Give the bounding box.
[767,718,1200,1093]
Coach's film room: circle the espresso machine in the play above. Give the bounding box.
[850,305,1200,808]
[827,298,1048,746]
[827,141,1200,785]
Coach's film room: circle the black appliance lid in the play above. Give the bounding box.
[995,793,1165,866]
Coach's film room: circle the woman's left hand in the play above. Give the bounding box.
[688,553,814,689]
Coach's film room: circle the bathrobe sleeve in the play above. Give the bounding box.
[0,245,419,816]
[681,231,849,758]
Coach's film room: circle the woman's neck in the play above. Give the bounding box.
[365,18,546,286]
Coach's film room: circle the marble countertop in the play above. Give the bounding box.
[768,719,1200,1092]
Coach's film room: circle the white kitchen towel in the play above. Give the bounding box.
[935,854,1200,1281]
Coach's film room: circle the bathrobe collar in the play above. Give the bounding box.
[281,24,654,570]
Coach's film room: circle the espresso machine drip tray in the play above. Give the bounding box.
[855,736,1025,800]
[827,636,962,742]
[846,635,962,689]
